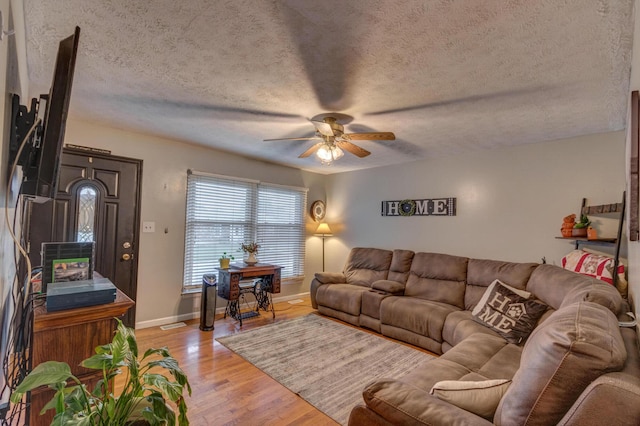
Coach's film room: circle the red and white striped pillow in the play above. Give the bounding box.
[561,250,625,287]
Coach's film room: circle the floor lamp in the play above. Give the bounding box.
[314,223,333,272]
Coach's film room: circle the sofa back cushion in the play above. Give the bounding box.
[526,264,622,313]
[494,302,626,426]
[387,249,415,283]
[344,247,393,286]
[465,259,539,310]
[404,252,468,308]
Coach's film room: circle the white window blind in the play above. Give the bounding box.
[257,184,307,280]
[183,171,307,293]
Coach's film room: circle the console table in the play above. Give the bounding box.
[30,289,134,426]
[216,263,282,326]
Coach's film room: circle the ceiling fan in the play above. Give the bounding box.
[264,116,395,164]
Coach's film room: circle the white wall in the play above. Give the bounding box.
[64,119,326,328]
[626,0,640,327]
[323,132,626,273]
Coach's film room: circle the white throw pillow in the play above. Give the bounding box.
[430,379,512,419]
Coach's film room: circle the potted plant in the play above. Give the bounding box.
[572,214,591,237]
[240,242,260,265]
[219,252,234,269]
[10,319,191,425]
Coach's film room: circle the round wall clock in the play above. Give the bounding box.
[310,200,326,222]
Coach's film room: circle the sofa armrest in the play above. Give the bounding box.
[314,272,346,284]
[310,272,346,309]
[360,379,493,426]
[371,280,405,295]
[558,372,640,425]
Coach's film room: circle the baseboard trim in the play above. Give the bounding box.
[135,291,311,329]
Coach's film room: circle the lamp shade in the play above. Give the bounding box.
[315,223,333,236]
[316,145,344,165]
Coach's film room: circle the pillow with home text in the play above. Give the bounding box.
[472,280,547,344]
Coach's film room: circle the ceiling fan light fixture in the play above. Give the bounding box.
[316,144,344,165]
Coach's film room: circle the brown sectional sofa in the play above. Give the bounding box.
[309,247,640,425]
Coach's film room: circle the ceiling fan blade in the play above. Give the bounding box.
[299,142,324,158]
[345,132,396,141]
[311,120,334,136]
[365,87,548,116]
[263,137,319,142]
[337,141,371,158]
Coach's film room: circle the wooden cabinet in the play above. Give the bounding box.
[30,289,134,426]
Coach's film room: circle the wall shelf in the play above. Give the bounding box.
[554,236,617,247]
[556,191,625,288]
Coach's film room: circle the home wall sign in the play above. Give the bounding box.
[381,198,456,217]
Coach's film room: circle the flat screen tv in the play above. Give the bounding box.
[10,26,80,203]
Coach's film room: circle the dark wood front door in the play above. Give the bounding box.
[28,148,142,326]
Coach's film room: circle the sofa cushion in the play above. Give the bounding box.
[471,280,548,344]
[404,252,468,308]
[465,259,538,310]
[438,333,522,382]
[430,379,512,419]
[442,310,503,349]
[380,296,459,344]
[560,278,623,314]
[526,264,622,313]
[344,247,393,285]
[360,379,495,425]
[494,302,627,426]
[372,280,405,295]
[315,283,369,316]
[361,290,388,320]
[388,249,415,283]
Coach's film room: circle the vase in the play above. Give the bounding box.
[244,252,257,266]
[219,258,230,269]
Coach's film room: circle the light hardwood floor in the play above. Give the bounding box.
[132,296,338,425]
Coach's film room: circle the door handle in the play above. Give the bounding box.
[122,253,133,261]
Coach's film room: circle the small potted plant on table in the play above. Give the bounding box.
[219,252,234,269]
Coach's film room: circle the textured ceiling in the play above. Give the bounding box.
[21,0,635,174]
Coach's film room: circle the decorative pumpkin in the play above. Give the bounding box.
[561,213,577,237]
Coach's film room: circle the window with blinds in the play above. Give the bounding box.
[183,171,308,293]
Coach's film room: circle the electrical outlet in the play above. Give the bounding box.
[142,221,155,233]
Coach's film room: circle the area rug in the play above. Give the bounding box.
[216,314,435,425]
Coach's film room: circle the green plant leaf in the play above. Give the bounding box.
[126,333,139,359]
[128,393,176,426]
[142,346,170,359]
[51,409,86,426]
[110,333,128,367]
[148,358,192,395]
[143,374,184,401]
[178,396,189,426]
[63,385,91,413]
[93,342,112,355]
[80,353,115,370]
[10,361,75,403]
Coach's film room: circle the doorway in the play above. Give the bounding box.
[28,148,142,326]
